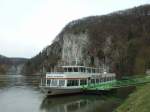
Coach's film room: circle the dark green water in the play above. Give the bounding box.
[0,75,133,112]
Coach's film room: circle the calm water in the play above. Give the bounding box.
[0,74,132,112]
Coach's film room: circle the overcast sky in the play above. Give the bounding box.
[0,0,149,58]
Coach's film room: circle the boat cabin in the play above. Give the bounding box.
[41,65,116,88]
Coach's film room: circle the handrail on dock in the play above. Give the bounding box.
[82,75,150,90]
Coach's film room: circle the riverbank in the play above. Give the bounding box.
[115,84,150,112]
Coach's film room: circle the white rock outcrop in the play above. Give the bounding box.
[61,33,89,65]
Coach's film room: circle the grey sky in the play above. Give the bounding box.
[0,0,149,58]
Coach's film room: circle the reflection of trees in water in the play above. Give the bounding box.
[0,75,40,87]
[0,80,6,87]
[23,75,40,86]
[40,95,110,112]
[40,95,122,112]
[0,75,10,87]
[65,99,89,112]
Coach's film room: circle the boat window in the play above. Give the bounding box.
[59,80,65,86]
[80,67,85,72]
[96,79,99,83]
[92,69,95,73]
[87,68,91,73]
[67,80,79,86]
[102,78,105,82]
[80,79,87,85]
[51,79,58,86]
[47,80,51,86]
[74,68,78,72]
[64,68,67,72]
[100,78,102,82]
[68,68,72,72]
[83,68,85,72]
[91,79,95,84]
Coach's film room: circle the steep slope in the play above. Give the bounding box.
[0,55,28,74]
[23,4,150,76]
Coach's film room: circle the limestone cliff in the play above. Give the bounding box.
[23,4,150,76]
[61,33,89,65]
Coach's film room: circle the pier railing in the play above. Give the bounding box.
[82,75,150,90]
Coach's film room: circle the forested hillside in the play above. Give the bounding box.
[23,4,150,76]
[0,55,27,74]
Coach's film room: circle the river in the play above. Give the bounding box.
[0,74,134,112]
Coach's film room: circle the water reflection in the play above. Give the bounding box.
[40,95,121,112]
[0,74,131,112]
[0,74,40,87]
[40,95,90,112]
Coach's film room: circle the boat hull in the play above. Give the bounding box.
[40,86,83,96]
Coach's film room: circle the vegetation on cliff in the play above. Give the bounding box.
[23,4,150,76]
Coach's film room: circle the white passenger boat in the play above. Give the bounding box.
[40,62,116,95]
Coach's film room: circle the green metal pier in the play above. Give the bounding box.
[82,75,150,90]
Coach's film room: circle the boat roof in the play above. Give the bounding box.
[60,65,104,69]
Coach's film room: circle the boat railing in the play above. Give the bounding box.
[40,77,46,87]
[46,72,64,74]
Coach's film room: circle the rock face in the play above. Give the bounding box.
[62,33,89,65]
[60,32,109,67]
[23,4,150,76]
